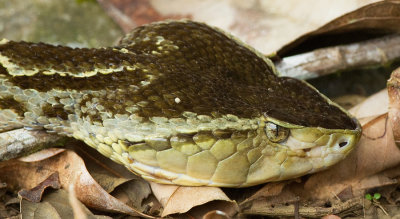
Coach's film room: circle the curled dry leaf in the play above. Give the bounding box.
[278,0,400,57]
[150,182,237,217]
[0,149,152,218]
[185,199,238,218]
[18,172,61,203]
[202,210,230,219]
[275,0,400,81]
[111,180,152,212]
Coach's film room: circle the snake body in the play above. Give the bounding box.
[0,21,361,187]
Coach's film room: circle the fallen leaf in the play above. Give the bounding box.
[18,148,65,162]
[202,210,230,219]
[20,189,111,219]
[18,172,61,203]
[150,182,237,217]
[21,199,60,219]
[349,89,388,124]
[76,146,133,194]
[278,0,400,57]
[322,215,341,219]
[239,182,299,217]
[240,181,291,207]
[0,149,152,218]
[111,180,152,212]
[187,199,238,219]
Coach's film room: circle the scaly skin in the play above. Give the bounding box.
[0,20,361,187]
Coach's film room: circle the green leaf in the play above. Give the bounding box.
[373,193,381,200]
[365,194,372,201]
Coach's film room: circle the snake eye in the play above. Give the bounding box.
[265,122,290,143]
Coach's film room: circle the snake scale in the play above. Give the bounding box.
[0,20,361,187]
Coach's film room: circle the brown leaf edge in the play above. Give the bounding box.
[277,0,400,57]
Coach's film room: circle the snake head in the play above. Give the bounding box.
[262,114,360,177]
[247,86,362,185]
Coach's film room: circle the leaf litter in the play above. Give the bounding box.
[2,0,400,218]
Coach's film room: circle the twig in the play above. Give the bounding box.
[241,197,363,218]
[276,34,400,80]
[0,128,66,161]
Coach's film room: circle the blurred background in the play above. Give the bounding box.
[0,0,379,52]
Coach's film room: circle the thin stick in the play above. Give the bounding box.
[276,34,400,80]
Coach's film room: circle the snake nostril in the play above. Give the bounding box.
[339,141,348,147]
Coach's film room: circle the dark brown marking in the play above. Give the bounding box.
[0,64,7,75]
[0,21,357,130]
[0,97,26,116]
[42,103,71,120]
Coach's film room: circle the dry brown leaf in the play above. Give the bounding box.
[21,199,60,219]
[187,200,238,219]
[0,149,152,218]
[18,172,61,203]
[111,180,152,212]
[349,89,388,126]
[18,148,65,162]
[349,88,389,117]
[278,0,400,57]
[68,182,87,219]
[20,189,111,219]
[322,215,341,219]
[79,150,133,194]
[240,181,291,207]
[202,210,230,219]
[150,182,237,217]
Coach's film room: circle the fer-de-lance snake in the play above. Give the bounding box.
[0,20,361,187]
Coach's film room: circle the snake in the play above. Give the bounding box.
[0,20,361,187]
